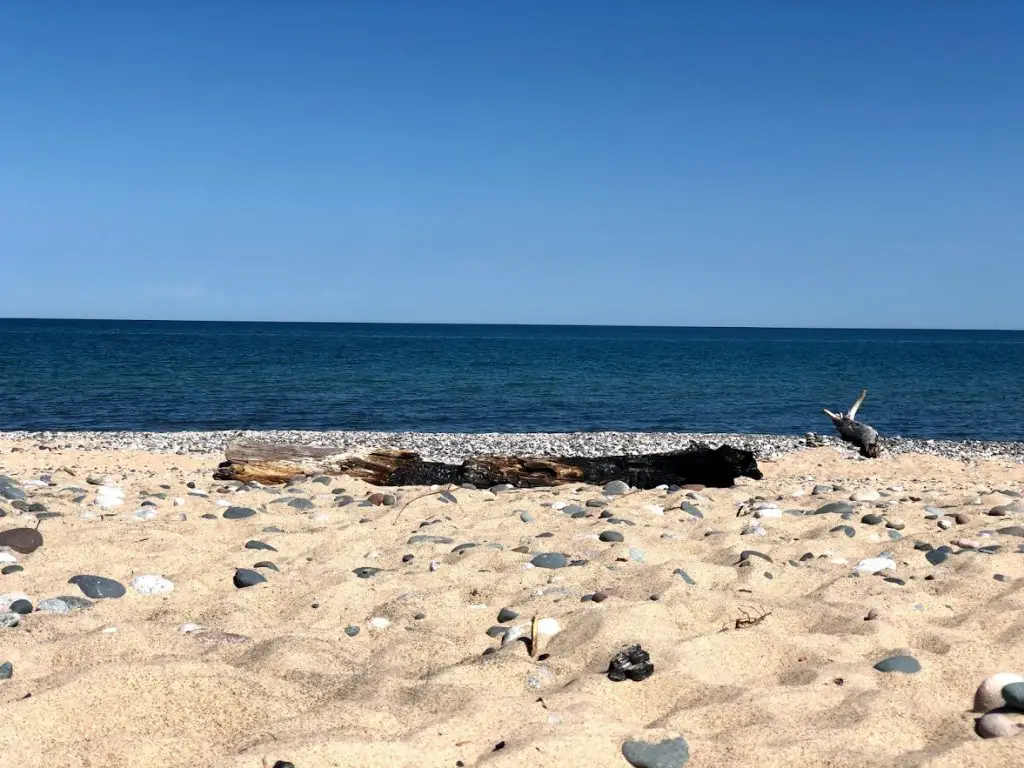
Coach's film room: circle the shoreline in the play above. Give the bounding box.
[2,429,1023,463]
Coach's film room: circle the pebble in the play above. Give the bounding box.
[287,498,314,510]
[245,540,278,551]
[0,527,43,554]
[831,525,855,538]
[9,599,32,614]
[997,526,1024,537]
[925,549,950,566]
[69,574,126,599]
[344,625,360,637]
[130,574,174,596]
[36,595,93,613]
[873,655,921,674]
[673,569,696,585]
[854,557,895,575]
[586,499,608,508]
[621,736,689,768]
[0,612,20,628]
[815,501,854,515]
[976,708,1024,738]
[604,480,630,496]
[0,661,11,679]
[812,484,833,495]
[530,553,568,569]
[353,567,382,579]
[497,607,519,623]
[233,568,267,588]
[851,490,881,502]
[599,530,625,543]
[861,514,884,526]
[253,561,279,571]
[1001,681,1024,711]
[885,517,906,530]
[223,506,257,520]
[518,511,534,523]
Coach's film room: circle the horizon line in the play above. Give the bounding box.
[1,316,1022,333]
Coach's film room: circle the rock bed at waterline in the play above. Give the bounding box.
[3,429,1024,464]
[1,440,1024,767]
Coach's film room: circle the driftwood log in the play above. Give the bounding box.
[213,441,763,489]
[824,389,881,457]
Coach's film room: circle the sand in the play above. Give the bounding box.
[2,439,1024,767]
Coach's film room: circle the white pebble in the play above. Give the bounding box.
[214,500,230,507]
[130,574,174,596]
[178,623,203,634]
[133,508,158,521]
[938,519,953,530]
[536,617,562,637]
[369,617,391,630]
[644,504,664,516]
[754,506,782,519]
[429,560,440,572]
[854,557,895,575]
[0,553,17,564]
[173,497,185,507]
[976,708,1024,738]
[974,672,1024,712]
[101,626,118,634]
[551,501,566,510]
[851,490,881,502]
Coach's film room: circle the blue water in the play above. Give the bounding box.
[0,319,1021,440]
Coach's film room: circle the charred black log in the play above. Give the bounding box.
[823,389,881,458]
[214,441,763,489]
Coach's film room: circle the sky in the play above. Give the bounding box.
[1,2,1021,329]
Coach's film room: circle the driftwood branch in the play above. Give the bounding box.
[823,388,880,457]
[213,441,764,489]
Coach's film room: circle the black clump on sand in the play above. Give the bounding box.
[607,644,654,682]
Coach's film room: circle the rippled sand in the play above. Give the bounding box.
[1,440,1023,767]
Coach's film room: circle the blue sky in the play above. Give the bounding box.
[1,2,1021,328]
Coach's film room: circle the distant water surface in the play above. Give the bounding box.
[0,320,1021,440]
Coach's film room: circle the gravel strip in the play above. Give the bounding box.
[2,430,1022,464]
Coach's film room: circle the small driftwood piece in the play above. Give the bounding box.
[213,441,763,489]
[823,388,880,458]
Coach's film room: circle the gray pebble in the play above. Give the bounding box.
[223,506,257,520]
[233,568,267,588]
[621,736,690,768]
[599,530,625,543]
[68,575,125,599]
[531,553,568,569]
[604,480,630,496]
[873,655,921,674]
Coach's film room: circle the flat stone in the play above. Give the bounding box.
[0,661,11,679]
[68,575,125,599]
[344,625,360,637]
[353,567,382,579]
[997,526,1024,537]
[518,511,534,523]
[811,485,833,495]
[739,550,772,564]
[680,502,703,519]
[130,574,174,596]
[287,498,315,510]
[223,506,257,520]
[831,525,855,538]
[925,549,950,566]
[851,490,881,502]
[673,569,696,585]
[1,565,23,575]
[0,612,19,628]
[621,736,690,768]
[599,530,625,543]
[0,527,43,554]
[861,514,885,526]
[530,553,568,569]
[407,535,456,545]
[233,568,267,588]
[815,501,854,515]
[586,499,608,508]
[36,595,93,613]
[873,655,921,674]
[854,557,896,575]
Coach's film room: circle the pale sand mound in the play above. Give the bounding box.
[1,442,1023,767]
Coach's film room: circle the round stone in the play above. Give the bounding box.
[0,612,21,628]
[0,661,11,679]
[530,553,568,569]
[873,655,921,674]
[253,561,279,571]
[599,530,625,543]
[976,707,1024,738]
[130,574,174,596]
[851,490,881,502]
[9,599,32,614]
[344,625,360,637]
[68,575,126,599]
[604,480,630,496]
[621,735,690,768]
[1001,681,1024,711]
[860,514,884,526]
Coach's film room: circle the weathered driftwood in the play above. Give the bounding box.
[823,388,880,457]
[213,441,763,489]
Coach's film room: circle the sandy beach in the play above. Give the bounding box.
[2,436,1024,767]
